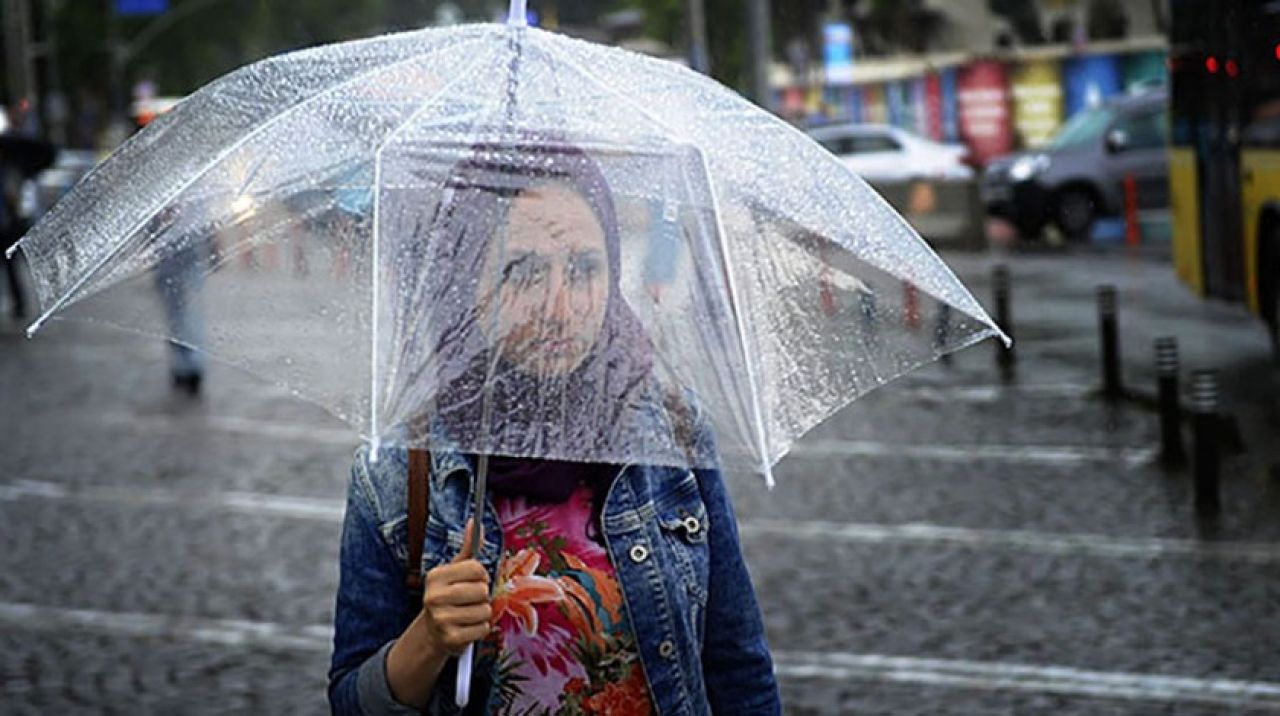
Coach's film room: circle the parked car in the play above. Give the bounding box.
[982,89,1169,240]
[808,123,975,183]
[31,149,98,220]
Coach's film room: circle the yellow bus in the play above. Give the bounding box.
[1169,0,1280,359]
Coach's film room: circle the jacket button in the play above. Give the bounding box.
[629,544,650,563]
[659,640,676,658]
[682,516,701,535]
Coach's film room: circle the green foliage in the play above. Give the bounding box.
[42,0,403,99]
[614,0,749,92]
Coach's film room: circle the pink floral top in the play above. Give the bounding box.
[481,482,654,715]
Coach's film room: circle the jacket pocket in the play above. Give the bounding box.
[654,472,711,642]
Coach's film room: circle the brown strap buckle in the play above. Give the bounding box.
[405,448,430,592]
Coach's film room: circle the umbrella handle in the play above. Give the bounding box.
[455,642,475,707]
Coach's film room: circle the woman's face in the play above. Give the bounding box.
[478,183,610,377]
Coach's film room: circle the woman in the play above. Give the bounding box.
[328,138,780,715]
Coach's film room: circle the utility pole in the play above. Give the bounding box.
[686,0,710,74]
[746,0,772,109]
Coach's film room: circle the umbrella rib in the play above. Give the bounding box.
[554,50,777,479]
[24,32,492,335]
[690,149,775,485]
[558,50,778,481]
[367,44,502,451]
[548,50,693,143]
[553,43,1004,343]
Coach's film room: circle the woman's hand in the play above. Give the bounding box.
[385,519,491,707]
[420,519,492,656]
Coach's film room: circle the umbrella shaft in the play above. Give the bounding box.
[472,452,488,551]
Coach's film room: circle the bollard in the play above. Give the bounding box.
[859,289,880,349]
[936,304,953,365]
[903,281,921,331]
[1190,369,1221,513]
[993,265,1015,381]
[1123,174,1142,247]
[1098,286,1123,400]
[1155,337,1185,467]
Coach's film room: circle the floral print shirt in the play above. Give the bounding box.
[482,483,654,715]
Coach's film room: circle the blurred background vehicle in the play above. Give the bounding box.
[1168,0,1280,360]
[808,123,974,183]
[982,89,1168,241]
[30,148,96,220]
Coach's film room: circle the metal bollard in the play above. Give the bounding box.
[1190,369,1221,513]
[936,304,953,365]
[993,265,1015,381]
[1155,337,1185,467]
[859,289,880,350]
[1098,286,1123,400]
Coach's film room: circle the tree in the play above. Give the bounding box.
[988,0,1046,45]
[619,0,748,91]
[1086,0,1128,40]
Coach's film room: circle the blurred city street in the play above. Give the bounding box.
[2,244,1278,714]
[5,0,1280,714]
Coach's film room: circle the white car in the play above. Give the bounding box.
[807,123,974,183]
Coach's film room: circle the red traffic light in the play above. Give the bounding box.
[1226,59,1239,77]
[1206,56,1219,73]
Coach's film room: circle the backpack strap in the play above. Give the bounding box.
[405,448,431,592]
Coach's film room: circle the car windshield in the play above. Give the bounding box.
[1049,105,1117,150]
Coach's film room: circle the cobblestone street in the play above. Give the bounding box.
[2,247,1279,714]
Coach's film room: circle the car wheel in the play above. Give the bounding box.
[1054,188,1097,241]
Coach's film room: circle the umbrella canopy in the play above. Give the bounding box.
[9,14,1006,485]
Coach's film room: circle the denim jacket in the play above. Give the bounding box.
[327,442,780,716]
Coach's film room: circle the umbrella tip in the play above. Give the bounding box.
[506,0,528,26]
[24,318,43,339]
[4,242,18,260]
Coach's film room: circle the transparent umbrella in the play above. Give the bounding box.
[11,2,1009,701]
[11,6,1006,482]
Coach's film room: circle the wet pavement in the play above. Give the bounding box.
[2,245,1279,714]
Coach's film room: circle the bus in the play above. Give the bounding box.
[1169,0,1280,359]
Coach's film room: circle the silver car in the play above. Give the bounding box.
[983,89,1169,240]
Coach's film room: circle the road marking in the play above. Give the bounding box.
[738,519,1280,563]
[1,601,1276,710]
[0,480,345,521]
[789,439,1156,467]
[97,410,354,446]
[95,411,1155,467]
[0,602,333,652]
[892,383,1096,404]
[772,651,1280,711]
[4,480,1280,564]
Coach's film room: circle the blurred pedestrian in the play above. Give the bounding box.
[0,161,27,320]
[150,206,207,396]
[643,197,682,305]
[327,139,780,715]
